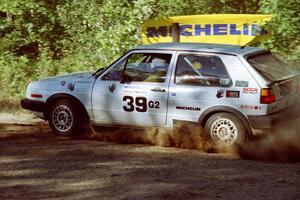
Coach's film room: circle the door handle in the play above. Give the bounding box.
[151,87,166,92]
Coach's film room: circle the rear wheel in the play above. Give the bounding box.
[205,112,246,146]
[49,99,83,136]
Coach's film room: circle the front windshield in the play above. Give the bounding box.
[247,52,297,82]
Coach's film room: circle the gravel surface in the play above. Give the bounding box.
[0,113,43,125]
[0,113,300,200]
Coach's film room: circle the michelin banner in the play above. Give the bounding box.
[141,14,272,46]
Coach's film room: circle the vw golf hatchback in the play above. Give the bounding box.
[21,43,300,146]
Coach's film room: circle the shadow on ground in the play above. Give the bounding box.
[0,130,300,200]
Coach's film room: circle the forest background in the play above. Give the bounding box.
[0,0,299,108]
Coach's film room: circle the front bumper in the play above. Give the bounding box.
[248,105,300,129]
[21,99,45,112]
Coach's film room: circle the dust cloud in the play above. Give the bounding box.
[85,118,300,162]
[85,122,217,153]
[237,119,300,162]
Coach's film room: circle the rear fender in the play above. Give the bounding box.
[198,106,253,139]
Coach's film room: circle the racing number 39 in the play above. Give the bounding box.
[123,96,159,112]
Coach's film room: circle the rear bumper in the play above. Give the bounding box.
[248,105,300,129]
[21,99,45,112]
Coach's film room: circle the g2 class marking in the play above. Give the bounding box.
[123,96,160,112]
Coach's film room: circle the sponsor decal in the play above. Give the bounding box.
[109,83,116,93]
[146,23,261,38]
[142,15,272,46]
[151,87,165,92]
[123,84,147,94]
[124,85,145,89]
[219,78,231,86]
[243,87,258,94]
[67,82,75,91]
[216,89,224,98]
[235,80,249,87]
[61,81,76,91]
[226,90,240,98]
[240,105,262,110]
[176,106,201,111]
[192,61,202,69]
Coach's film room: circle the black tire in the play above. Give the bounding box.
[48,99,83,136]
[204,112,246,146]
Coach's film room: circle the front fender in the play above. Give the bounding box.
[44,93,90,122]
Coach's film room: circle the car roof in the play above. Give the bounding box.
[133,42,264,56]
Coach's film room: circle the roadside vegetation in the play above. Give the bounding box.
[0,0,299,110]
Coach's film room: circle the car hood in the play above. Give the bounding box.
[29,71,95,92]
[43,71,93,81]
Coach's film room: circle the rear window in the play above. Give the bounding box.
[247,52,297,83]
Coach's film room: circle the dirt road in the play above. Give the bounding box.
[0,114,300,200]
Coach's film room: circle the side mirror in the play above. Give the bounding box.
[120,74,132,84]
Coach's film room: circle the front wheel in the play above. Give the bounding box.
[205,112,246,146]
[49,99,83,136]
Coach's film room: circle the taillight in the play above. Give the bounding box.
[260,88,276,104]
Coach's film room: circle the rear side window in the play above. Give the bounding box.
[247,52,296,82]
[175,54,231,86]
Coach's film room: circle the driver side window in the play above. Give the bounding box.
[101,52,172,83]
[124,53,172,83]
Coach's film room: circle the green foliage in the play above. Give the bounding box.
[152,0,261,17]
[0,0,155,98]
[259,0,300,66]
[0,0,299,100]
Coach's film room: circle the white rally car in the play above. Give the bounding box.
[21,43,300,146]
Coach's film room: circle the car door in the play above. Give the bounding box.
[92,50,175,126]
[168,52,233,123]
